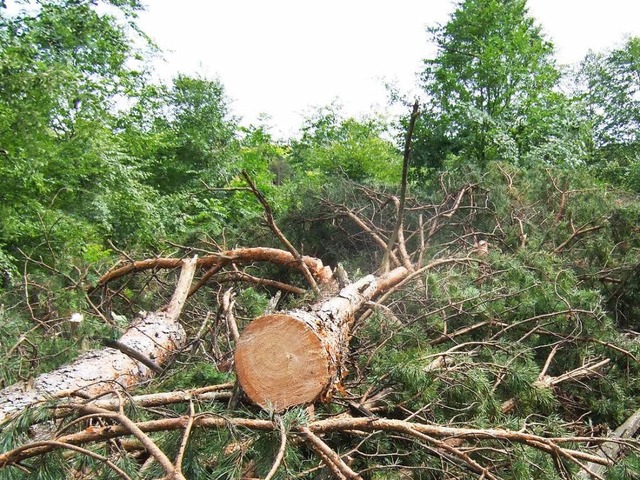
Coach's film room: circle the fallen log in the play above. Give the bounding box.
[234,266,408,411]
[0,257,198,423]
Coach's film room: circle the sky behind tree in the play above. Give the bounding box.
[137,0,640,137]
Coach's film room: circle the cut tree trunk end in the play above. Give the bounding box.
[234,267,408,411]
[235,312,341,411]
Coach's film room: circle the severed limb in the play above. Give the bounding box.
[578,405,640,479]
[1,415,622,472]
[380,100,419,274]
[90,247,334,294]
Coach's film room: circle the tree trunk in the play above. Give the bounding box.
[234,267,408,411]
[0,257,197,423]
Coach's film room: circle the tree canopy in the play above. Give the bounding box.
[415,0,568,170]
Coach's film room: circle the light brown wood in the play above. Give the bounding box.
[0,257,198,423]
[235,314,331,411]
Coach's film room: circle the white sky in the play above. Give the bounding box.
[137,0,640,137]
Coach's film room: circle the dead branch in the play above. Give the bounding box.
[220,287,239,344]
[534,358,610,389]
[58,384,233,414]
[1,414,626,474]
[84,399,185,480]
[242,171,321,296]
[217,270,305,294]
[380,100,419,273]
[174,399,195,477]
[579,404,640,479]
[90,247,334,294]
[264,415,287,480]
[299,426,363,480]
[554,224,605,254]
[338,206,401,268]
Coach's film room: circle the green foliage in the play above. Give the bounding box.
[121,75,239,194]
[2,1,640,478]
[417,0,573,169]
[291,104,402,184]
[574,36,640,189]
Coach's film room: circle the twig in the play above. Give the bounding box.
[217,271,305,294]
[442,186,468,218]
[174,398,195,475]
[242,171,321,296]
[299,426,363,480]
[220,288,239,344]
[535,358,610,389]
[417,214,426,266]
[82,393,185,480]
[554,224,604,254]
[190,311,213,354]
[538,345,560,379]
[2,440,133,480]
[340,207,401,267]
[58,384,233,415]
[392,424,498,480]
[264,415,287,480]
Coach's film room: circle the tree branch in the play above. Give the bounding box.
[380,100,419,273]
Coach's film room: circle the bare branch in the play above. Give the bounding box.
[380,100,419,273]
[242,171,321,296]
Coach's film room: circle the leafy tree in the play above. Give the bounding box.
[575,37,640,189]
[418,0,565,169]
[124,75,238,194]
[117,75,241,242]
[0,0,158,273]
[290,104,401,184]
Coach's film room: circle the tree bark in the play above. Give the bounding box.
[0,257,198,423]
[234,267,408,411]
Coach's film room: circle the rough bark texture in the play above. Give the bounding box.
[0,257,198,423]
[234,267,408,411]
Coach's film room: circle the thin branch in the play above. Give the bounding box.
[91,247,333,293]
[174,398,195,475]
[299,426,363,480]
[242,171,321,296]
[3,440,133,480]
[220,287,239,344]
[264,415,287,480]
[340,207,401,267]
[0,415,626,469]
[380,100,419,273]
[554,224,604,254]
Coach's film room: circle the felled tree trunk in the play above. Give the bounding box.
[0,257,197,423]
[234,267,408,411]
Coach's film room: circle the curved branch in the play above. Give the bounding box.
[90,247,333,294]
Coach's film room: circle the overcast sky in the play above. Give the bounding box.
[137,0,640,137]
